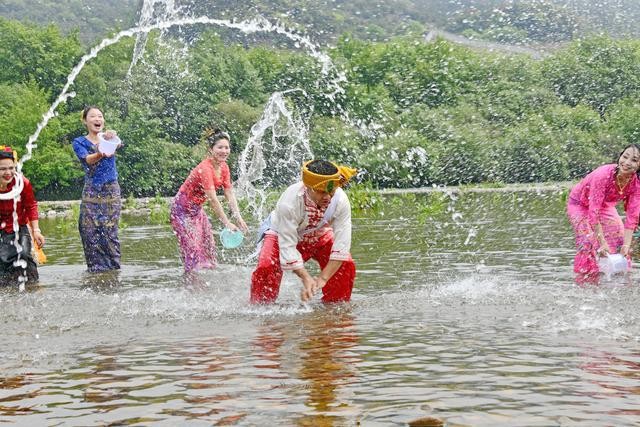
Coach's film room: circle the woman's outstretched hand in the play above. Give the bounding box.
[236,217,249,233]
[103,130,117,139]
[32,230,45,248]
[620,244,632,257]
[597,245,610,257]
[226,217,248,234]
[224,222,238,232]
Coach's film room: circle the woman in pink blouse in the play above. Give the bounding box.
[567,144,640,283]
[170,128,248,273]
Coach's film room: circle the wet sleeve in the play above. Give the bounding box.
[273,202,304,270]
[199,163,216,191]
[22,180,39,221]
[623,185,640,230]
[587,168,610,227]
[329,192,352,261]
[72,138,89,160]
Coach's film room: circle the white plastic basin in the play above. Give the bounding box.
[98,132,121,155]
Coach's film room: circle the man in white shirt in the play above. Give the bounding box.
[251,160,357,304]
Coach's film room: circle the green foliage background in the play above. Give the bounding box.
[2,1,640,199]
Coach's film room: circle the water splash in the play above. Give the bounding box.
[11,196,27,292]
[127,0,181,77]
[3,14,347,202]
[235,89,312,218]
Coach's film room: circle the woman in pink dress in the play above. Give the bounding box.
[567,144,640,283]
[170,128,248,273]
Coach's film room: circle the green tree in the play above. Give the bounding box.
[0,82,81,193]
[0,18,83,99]
[542,36,640,115]
[309,116,363,165]
[605,98,640,144]
[359,129,431,188]
[498,105,605,182]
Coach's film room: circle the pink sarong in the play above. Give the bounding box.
[567,201,623,284]
[170,192,217,272]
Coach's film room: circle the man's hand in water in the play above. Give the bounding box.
[295,268,317,302]
[301,275,318,302]
[302,276,328,302]
[314,275,327,292]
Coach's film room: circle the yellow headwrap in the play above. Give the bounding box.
[302,160,357,193]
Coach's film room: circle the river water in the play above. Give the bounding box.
[1,190,639,426]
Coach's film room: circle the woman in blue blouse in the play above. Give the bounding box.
[72,106,122,272]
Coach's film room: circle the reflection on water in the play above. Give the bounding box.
[1,191,640,425]
[578,349,640,401]
[0,309,360,425]
[245,309,360,427]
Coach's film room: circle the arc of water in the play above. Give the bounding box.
[1,14,344,202]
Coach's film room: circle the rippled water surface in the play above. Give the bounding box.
[2,190,639,426]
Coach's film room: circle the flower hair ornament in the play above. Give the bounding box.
[202,127,230,145]
[0,145,18,162]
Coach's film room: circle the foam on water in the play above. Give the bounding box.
[355,272,640,342]
[0,266,324,374]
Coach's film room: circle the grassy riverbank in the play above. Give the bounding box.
[37,181,573,220]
